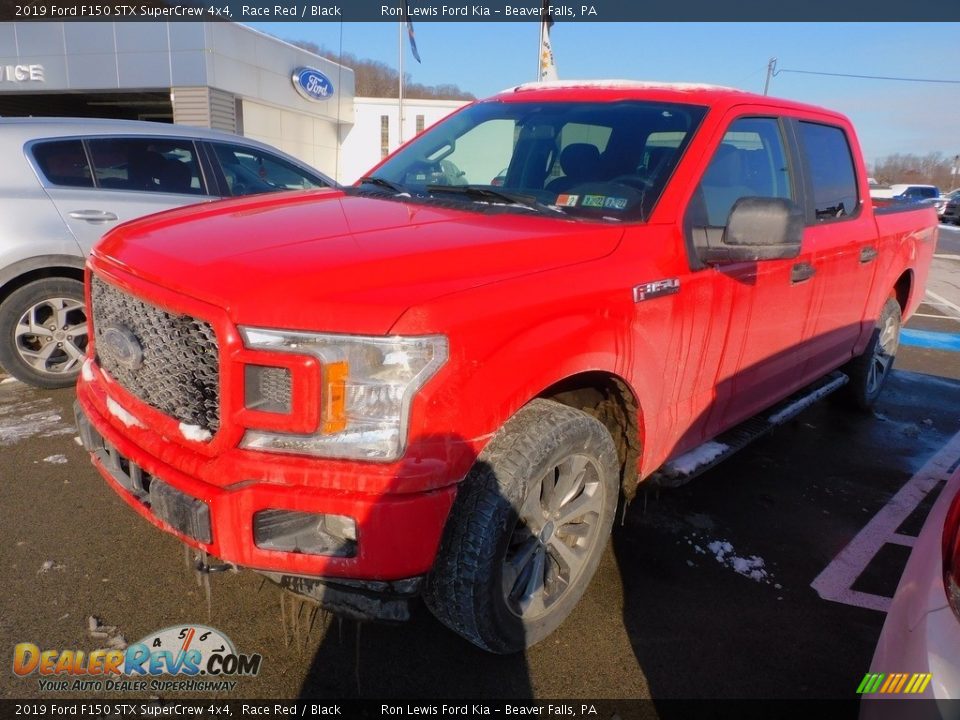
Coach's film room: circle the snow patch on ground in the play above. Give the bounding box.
[0,376,19,385]
[106,397,144,429]
[707,539,769,582]
[179,423,212,443]
[669,441,729,475]
[0,392,72,446]
[43,454,68,464]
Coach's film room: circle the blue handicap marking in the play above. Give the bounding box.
[900,328,960,352]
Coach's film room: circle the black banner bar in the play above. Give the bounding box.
[0,0,957,22]
[0,698,884,720]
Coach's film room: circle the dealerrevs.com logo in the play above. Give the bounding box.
[13,625,262,693]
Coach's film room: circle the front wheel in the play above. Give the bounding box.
[423,399,620,653]
[0,277,87,389]
[842,296,901,410]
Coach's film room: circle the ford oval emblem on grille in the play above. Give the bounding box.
[100,323,143,371]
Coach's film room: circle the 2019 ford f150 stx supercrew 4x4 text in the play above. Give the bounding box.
[74,81,937,653]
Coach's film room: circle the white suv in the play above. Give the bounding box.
[0,118,334,388]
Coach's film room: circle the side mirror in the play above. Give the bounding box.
[698,197,803,264]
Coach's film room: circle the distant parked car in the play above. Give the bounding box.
[0,117,335,388]
[934,189,960,222]
[865,467,960,709]
[870,184,940,201]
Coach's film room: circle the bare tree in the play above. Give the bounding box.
[288,40,475,101]
[873,152,959,190]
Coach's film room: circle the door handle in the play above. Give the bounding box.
[859,246,878,263]
[791,262,816,283]
[68,210,119,223]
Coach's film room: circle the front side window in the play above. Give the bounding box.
[799,122,858,221]
[32,140,93,188]
[694,117,792,227]
[87,138,205,195]
[367,100,708,222]
[211,143,327,197]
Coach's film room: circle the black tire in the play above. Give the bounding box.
[423,399,619,653]
[0,277,87,389]
[842,297,901,411]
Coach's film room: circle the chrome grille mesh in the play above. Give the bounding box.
[91,276,220,434]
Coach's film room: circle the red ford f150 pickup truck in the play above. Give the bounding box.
[75,81,937,653]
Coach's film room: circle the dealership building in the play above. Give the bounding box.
[0,21,470,182]
[0,21,357,178]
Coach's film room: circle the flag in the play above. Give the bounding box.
[538,1,558,81]
[403,0,422,63]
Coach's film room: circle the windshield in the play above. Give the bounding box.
[364,99,708,222]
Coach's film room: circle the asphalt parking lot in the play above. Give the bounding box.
[2,228,960,703]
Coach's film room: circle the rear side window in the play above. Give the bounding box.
[87,138,205,195]
[211,143,327,197]
[799,122,858,221]
[32,140,93,188]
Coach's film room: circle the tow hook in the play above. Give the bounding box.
[194,556,234,574]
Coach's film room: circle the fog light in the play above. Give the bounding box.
[253,509,357,557]
[245,365,293,414]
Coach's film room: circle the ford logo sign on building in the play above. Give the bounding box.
[292,67,334,102]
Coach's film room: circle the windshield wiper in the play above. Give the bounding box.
[357,176,407,193]
[426,184,564,215]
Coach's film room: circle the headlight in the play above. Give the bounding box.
[239,328,448,461]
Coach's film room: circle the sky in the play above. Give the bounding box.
[249,21,960,166]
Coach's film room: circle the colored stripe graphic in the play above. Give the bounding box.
[900,328,960,352]
[858,672,932,694]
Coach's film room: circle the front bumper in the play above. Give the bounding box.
[74,380,459,585]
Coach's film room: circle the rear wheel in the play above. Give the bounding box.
[842,297,901,410]
[424,399,619,653]
[0,278,87,389]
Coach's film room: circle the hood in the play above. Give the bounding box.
[92,189,625,334]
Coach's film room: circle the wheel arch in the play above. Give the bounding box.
[536,370,644,502]
[0,255,86,306]
[893,268,913,315]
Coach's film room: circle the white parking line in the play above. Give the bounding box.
[926,289,960,320]
[810,428,960,612]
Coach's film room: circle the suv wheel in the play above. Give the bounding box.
[842,296,901,410]
[0,278,87,389]
[424,399,619,653]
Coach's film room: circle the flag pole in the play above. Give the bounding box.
[398,22,404,145]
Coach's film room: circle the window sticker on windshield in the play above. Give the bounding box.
[582,195,606,208]
[555,194,580,207]
[604,197,628,209]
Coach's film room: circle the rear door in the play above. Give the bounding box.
[792,120,879,379]
[36,136,216,253]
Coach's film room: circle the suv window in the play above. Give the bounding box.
[902,186,938,199]
[87,138,205,195]
[211,143,327,197]
[799,122,858,221]
[696,117,792,227]
[32,140,94,188]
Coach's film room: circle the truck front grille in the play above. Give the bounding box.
[91,275,220,435]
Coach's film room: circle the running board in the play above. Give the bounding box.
[650,371,849,488]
